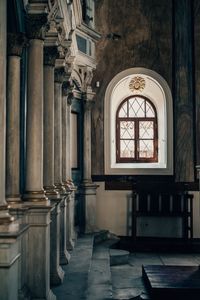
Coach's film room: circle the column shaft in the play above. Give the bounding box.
[44,63,58,198]
[0,0,7,207]
[25,39,47,200]
[83,105,92,182]
[54,75,66,193]
[6,56,21,202]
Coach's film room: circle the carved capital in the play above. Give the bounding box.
[62,81,74,104]
[7,33,27,57]
[26,14,48,40]
[54,67,66,83]
[44,46,58,66]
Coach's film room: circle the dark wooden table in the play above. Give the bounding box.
[142,265,200,300]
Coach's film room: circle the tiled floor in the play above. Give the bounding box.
[111,252,200,299]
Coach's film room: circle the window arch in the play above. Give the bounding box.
[116,95,158,163]
[104,68,173,175]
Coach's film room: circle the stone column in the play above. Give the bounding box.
[82,93,98,233]
[24,15,48,202]
[6,33,26,203]
[24,14,56,300]
[63,84,75,249]
[0,0,13,223]
[54,67,66,194]
[43,46,59,199]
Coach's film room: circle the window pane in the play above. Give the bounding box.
[146,101,155,117]
[120,140,135,158]
[119,102,128,117]
[129,97,145,117]
[139,140,154,158]
[120,121,134,139]
[139,121,154,139]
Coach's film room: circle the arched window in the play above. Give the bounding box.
[116,95,158,163]
[104,68,173,175]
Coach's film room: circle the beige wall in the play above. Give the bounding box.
[95,182,200,238]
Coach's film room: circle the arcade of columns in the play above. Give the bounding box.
[0,0,98,299]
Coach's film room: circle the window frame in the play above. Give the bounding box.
[116,95,158,163]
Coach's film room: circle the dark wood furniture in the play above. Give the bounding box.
[132,183,193,242]
[142,265,200,300]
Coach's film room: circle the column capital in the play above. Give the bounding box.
[54,67,66,84]
[26,14,48,40]
[62,81,74,105]
[44,46,58,66]
[7,33,27,57]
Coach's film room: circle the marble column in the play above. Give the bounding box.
[54,67,66,194]
[0,0,13,223]
[62,84,75,249]
[6,33,26,203]
[54,67,70,264]
[24,15,56,300]
[24,15,48,202]
[82,94,98,233]
[43,46,59,199]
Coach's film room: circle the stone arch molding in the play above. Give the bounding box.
[104,68,173,175]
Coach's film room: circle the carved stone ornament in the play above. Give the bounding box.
[7,33,27,57]
[62,80,73,97]
[129,76,146,92]
[26,14,48,40]
[54,67,66,83]
[44,46,58,66]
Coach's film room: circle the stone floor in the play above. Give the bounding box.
[53,235,200,300]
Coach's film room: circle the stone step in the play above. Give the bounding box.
[110,249,130,266]
[86,239,115,300]
[53,234,94,300]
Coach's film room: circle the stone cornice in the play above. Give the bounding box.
[26,14,48,40]
[7,33,27,57]
[44,46,58,66]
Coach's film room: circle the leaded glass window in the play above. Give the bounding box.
[116,95,158,162]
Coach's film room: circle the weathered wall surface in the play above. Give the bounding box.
[92,0,172,175]
[92,0,197,182]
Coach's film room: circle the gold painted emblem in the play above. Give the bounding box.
[129,76,145,92]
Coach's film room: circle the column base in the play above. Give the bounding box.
[50,265,65,286]
[6,194,22,203]
[66,238,75,251]
[60,249,71,265]
[44,185,59,199]
[55,183,66,195]
[23,190,49,203]
[0,205,14,224]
